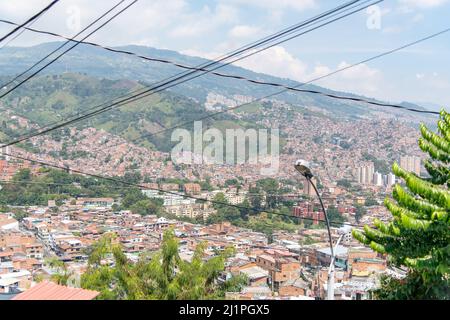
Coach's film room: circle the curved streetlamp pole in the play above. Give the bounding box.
[294,160,335,300]
[307,177,334,257]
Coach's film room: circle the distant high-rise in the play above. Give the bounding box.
[366,165,374,184]
[387,173,396,187]
[373,172,383,186]
[400,156,421,175]
[358,168,366,184]
[355,162,374,184]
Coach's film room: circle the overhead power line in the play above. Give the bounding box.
[0,0,128,91]
[1,1,435,118]
[0,10,47,49]
[0,1,375,89]
[0,0,379,149]
[113,0,367,104]
[0,179,133,189]
[83,26,448,155]
[1,0,372,143]
[0,0,60,43]
[0,0,138,100]
[0,150,363,229]
[0,180,344,200]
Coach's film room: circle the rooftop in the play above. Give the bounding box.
[316,245,348,257]
[240,266,269,280]
[12,281,100,300]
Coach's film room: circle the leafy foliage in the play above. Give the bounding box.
[46,257,75,286]
[353,109,450,300]
[354,204,367,224]
[80,230,245,300]
[0,73,257,154]
[0,168,129,206]
[326,205,347,227]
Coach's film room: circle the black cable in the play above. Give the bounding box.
[85,25,448,154]
[0,179,133,189]
[0,1,366,143]
[0,0,127,90]
[74,0,381,126]
[24,1,374,143]
[0,0,377,149]
[113,0,364,101]
[0,1,371,88]
[0,0,138,100]
[0,13,45,49]
[0,0,60,43]
[0,181,345,200]
[0,150,363,229]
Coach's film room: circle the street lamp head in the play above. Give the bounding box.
[294,159,313,179]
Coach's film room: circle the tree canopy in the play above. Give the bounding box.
[80,229,246,299]
[353,109,450,300]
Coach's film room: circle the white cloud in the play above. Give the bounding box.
[227,0,316,11]
[229,25,261,39]
[412,13,425,22]
[169,4,238,38]
[309,62,382,96]
[234,46,309,81]
[399,0,449,8]
[180,49,220,60]
[0,0,49,18]
[0,1,240,47]
[231,46,383,97]
[414,72,450,89]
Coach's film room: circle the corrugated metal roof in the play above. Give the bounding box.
[12,281,99,300]
[317,245,348,256]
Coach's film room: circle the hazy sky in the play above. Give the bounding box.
[0,0,449,107]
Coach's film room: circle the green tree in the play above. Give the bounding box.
[354,204,367,224]
[81,230,242,300]
[337,179,352,189]
[12,168,32,182]
[199,177,213,191]
[248,187,263,212]
[256,178,279,208]
[123,172,142,185]
[238,199,252,220]
[225,179,239,187]
[129,199,163,216]
[217,274,248,296]
[353,109,450,300]
[364,197,379,207]
[121,188,147,209]
[12,208,28,222]
[327,205,346,226]
[46,257,74,286]
[211,192,227,210]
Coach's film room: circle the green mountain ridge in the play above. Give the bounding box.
[0,42,431,120]
[0,73,261,153]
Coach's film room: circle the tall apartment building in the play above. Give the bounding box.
[373,172,383,186]
[400,156,421,175]
[354,162,374,184]
[386,173,396,187]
